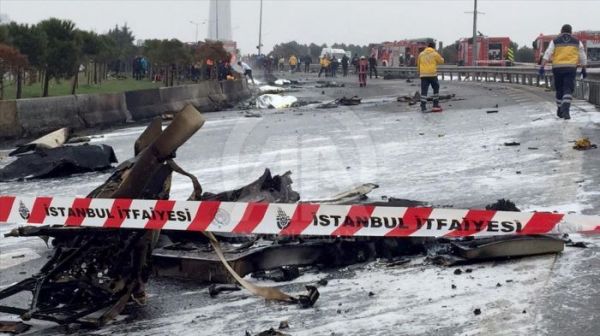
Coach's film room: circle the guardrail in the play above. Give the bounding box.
[379,66,600,106]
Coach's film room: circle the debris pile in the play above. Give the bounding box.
[256,94,298,109]
[398,92,457,105]
[573,137,597,150]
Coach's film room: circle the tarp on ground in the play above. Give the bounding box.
[256,94,298,109]
[0,144,117,182]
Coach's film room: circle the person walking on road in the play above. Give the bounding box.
[237,61,255,85]
[417,42,445,112]
[358,56,368,87]
[368,54,378,79]
[331,57,339,77]
[539,24,587,120]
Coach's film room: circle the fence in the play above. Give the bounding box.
[379,66,600,106]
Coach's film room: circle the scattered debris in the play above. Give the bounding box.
[278,321,290,330]
[485,199,520,211]
[65,135,104,144]
[504,142,520,146]
[208,284,241,297]
[0,105,205,326]
[317,278,329,286]
[9,127,70,156]
[528,147,539,150]
[473,308,482,316]
[244,111,263,118]
[273,79,292,86]
[315,81,345,88]
[259,85,287,94]
[252,266,301,282]
[338,96,362,106]
[398,92,456,105]
[256,94,298,109]
[573,138,597,150]
[0,144,117,182]
[0,321,30,334]
[454,269,463,275]
[452,236,564,260]
[251,327,290,336]
[486,110,499,114]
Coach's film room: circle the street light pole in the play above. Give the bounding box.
[257,0,263,55]
[190,21,199,44]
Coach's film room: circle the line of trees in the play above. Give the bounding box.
[0,18,230,99]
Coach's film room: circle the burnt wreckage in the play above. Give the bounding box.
[0,105,566,328]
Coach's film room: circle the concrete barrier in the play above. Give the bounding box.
[124,88,162,121]
[159,84,220,113]
[6,78,251,139]
[0,100,22,139]
[76,92,132,127]
[16,96,84,136]
[221,79,250,103]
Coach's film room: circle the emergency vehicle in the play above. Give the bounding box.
[533,31,600,65]
[456,36,512,66]
[372,38,435,67]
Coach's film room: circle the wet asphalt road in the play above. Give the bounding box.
[0,72,599,335]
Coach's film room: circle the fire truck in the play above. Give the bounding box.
[457,36,512,66]
[372,38,435,67]
[533,31,600,65]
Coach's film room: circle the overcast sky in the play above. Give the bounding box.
[2,0,599,54]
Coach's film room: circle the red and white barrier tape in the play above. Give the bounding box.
[0,196,599,237]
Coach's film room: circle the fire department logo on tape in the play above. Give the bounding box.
[18,201,30,220]
[276,207,291,230]
[214,208,230,228]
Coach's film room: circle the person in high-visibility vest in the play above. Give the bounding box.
[539,24,587,120]
[417,42,445,112]
[289,55,298,72]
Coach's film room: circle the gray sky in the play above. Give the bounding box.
[2,0,599,54]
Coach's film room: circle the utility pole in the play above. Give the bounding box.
[190,21,199,44]
[465,0,484,66]
[257,0,263,55]
[472,0,478,66]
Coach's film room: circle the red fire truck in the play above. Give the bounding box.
[372,38,435,67]
[457,36,512,66]
[533,31,600,65]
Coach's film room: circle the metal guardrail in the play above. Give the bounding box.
[379,66,600,106]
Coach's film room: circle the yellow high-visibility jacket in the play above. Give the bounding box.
[417,47,444,77]
[289,55,298,66]
[543,33,587,68]
[320,57,330,68]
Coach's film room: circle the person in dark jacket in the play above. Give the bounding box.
[331,57,339,77]
[368,55,378,79]
[303,55,312,73]
[341,55,349,76]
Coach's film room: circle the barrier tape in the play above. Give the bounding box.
[1,196,599,237]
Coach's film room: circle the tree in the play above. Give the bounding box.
[37,18,78,97]
[441,44,458,64]
[5,23,47,96]
[308,43,321,60]
[269,41,306,59]
[106,24,135,74]
[515,46,535,63]
[0,43,28,99]
[194,40,229,64]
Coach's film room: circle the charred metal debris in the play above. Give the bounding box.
[0,105,570,330]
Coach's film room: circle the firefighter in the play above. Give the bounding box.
[358,56,368,87]
[417,42,445,112]
[539,24,587,120]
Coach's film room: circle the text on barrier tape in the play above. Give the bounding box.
[0,196,599,237]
